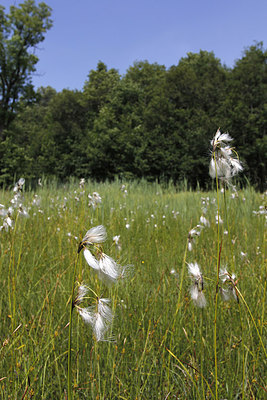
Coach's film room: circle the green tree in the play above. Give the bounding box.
[0,86,57,184]
[85,61,168,181]
[0,0,52,136]
[165,51,229,187]
[83,61,120,122]
[222,42,267,190]
[45,89,88,179]
[86,79,144,180]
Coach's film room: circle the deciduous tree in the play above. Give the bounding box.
[0,0,52,136]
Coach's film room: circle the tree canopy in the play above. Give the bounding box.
[0,2,265,190]
[0,0,52,136]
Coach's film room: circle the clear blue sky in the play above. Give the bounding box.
[1,0,267,91]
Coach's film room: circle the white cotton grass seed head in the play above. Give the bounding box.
[230,157,243,175]
[113,235,122,251]
[99,253,134,283]
[215,214,223,224]
[94,300,113,341]
[78,298,114,342]
[209,129,243,183]
[200,216,210,227]
[74,284,89,306]
[188,241,193,251]
[78,225,107,252]
[188,262,202,279]
[113,235,120,244]
[18,204,29,218]
[188,262,206,308]
[211,129,233,151]
[98,253,121,282]
[219,268,229,283]
[83,248,100,271]
[13,177,25,193]
[190,286,207,308]
[219,267,239,303]
[78,307,94,325]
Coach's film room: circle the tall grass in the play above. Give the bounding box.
[0,179,266,399]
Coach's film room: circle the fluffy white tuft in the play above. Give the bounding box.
[84,248,100,270]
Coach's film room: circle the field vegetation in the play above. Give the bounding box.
[0,178,266,399]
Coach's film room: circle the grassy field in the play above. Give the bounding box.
[0,179,266,399]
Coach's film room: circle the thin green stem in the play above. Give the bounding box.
[213,152,221,400]
[237,296,246,399]
[200,310,205,400]
[166,238,188,389]
[236,287,267,358]
[67,253,79,400]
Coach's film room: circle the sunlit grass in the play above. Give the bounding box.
[0,180,266,399]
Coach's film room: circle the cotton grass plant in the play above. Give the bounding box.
[67,223,133,399]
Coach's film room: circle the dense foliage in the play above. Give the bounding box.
[0,1,266,190]
[0,180,266,398]
[0,0,52,135]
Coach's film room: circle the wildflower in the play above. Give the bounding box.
[0,206,14,232]
[188,227,201,251]
[219,268,239,303]
[172,210,179,219]
[209,156,231,180]
[0,217,13,232]
[83,248,100,271]
[11,193,23,208]
[215,214,223,224]
[113,235,122,251]
[78,225,107,253]
[83,247,130,284]
[32,195,41,207]
[13,178,25,193]
[79,178,85,189]
[77,297,113,341]
[188,263,206,308]
[200,215,210,227]
[98,253,126,283]
[92,192,102,204]
[18,204,29,218]
[209,129,243,183]
[0,206,7,218]
[73,284,89,306]
[211,129,233,151]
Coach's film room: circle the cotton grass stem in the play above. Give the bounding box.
[67,254,79,400]
[213,152,221,400]
[177,238,189,310]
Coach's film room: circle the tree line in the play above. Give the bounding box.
[0,1,266,190]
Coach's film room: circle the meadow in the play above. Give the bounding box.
[0,178,266,399]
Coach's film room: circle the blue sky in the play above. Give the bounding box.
[1,0,266,91]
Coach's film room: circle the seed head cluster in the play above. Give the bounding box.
[76,224,132,341]
[178,129,243,308]
[209,129,243,184]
